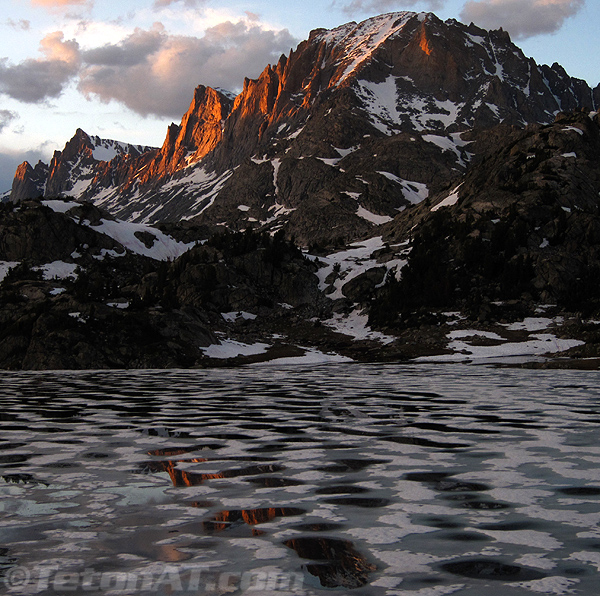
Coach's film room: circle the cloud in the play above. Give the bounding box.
[460,0,585,39]
[153,0,206,7]
[0,110,18,133]
[6,19,31,31]
[334,0,445,15]
[78,20,298,118]
[31,0,92,7]
[0,15,297,119]
[0,32,80,103]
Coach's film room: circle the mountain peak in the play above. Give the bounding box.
[8,11,599,237]
[310,11,425,87]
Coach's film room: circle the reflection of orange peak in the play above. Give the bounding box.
[206,507,305,532]
[419,28,432,56]
[215,507,279,525]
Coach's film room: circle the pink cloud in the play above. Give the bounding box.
[78,20,297,117]
[31,0,91,6]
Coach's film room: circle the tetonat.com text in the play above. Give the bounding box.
[3,564,305,593]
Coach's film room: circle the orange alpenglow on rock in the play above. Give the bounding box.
[419,27,432,56]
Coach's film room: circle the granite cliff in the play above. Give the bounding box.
[9,12,598,244]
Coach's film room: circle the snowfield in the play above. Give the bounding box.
[42,199,195,261]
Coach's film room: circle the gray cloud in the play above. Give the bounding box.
[153,0,207,8]
[0,110,18,132]
[334,0,445,15]
[0,32,80,103]
[83,28,164,67]
[6,19,31,31]
[78,21,298,118]
[460,0,585,39]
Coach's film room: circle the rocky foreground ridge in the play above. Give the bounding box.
[2,11,600,369]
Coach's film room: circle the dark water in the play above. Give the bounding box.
[0,364,599,595]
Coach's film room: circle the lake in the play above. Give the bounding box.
[1,364,599,595]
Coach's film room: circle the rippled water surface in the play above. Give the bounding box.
[1,364,600,595]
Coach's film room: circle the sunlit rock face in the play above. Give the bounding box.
[9,12,598,245]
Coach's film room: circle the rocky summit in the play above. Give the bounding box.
[2,11,600,369]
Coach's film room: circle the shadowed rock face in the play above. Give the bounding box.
[370,111,600,329]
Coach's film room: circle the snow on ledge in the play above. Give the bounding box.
[0,261,19,283]
[431,184,462,212]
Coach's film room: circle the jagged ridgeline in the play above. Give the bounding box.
[8,11,598,245]
[2,11,600,369]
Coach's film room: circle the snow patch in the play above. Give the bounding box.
[503,317,556,332]
[311,236,409,300]
[107,301,130,309]
[254,348,353,365]
[272,159,281,197]
[418,331,583,362]
[34,261,79,281]
[221,311,257,322]
[431,184,462,212]
[89,219,194,261]
[42,200,79,213]
[356,76,400,134]
[563,126,583,136]
[324,308,396,344]
[356,206,393,225]
[201,340,270,359]
[377,172,429,204]
[0,261,20,282]
[319,13,414,86]
[422,134,467,165]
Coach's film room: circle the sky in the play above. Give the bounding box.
[0,0,598,193]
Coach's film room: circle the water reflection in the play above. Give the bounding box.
[283,537,376,588]
[1,473,48,486]
[203,507,306,533]
[139,460,284,487]
[441,558,547,581]
[0,364,599,595]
